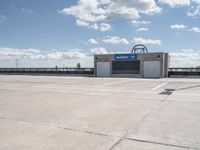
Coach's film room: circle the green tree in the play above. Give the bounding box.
[55,65,58,70]
[76,62,81,69]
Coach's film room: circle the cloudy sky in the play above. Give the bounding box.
[0,0,200,67]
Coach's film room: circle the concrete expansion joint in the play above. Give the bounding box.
[0,116,119,138]
[125,137,199,150]
[134,97,166,135]
[2,115,198,150]
[107,133,128,150]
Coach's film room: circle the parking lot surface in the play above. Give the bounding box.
[0,75,200,150]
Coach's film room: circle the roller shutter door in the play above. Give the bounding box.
[97,62,111,77]
[143,61,161,78]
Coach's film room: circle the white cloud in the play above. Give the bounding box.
[0,47,95,67]
[133,37,161,45]
[136,28,149,32]
[76,19,90,27]
[76,19,111,31]
[98,0,111,5]
[159,0,191,7]
[102,36,129,45]
[90,47,108,54]
[59,0,107,22]
[47,50,87,60]
[76,19,99,30]
[0,15,7,24]
[46,51,63,60]
[187,0,200,17]
[0,47,87,60]
[89,23,99,30]
[0,48,45,60]
[170,24,187,30]
[59,0,161,32]
[59,0,161,27]
[181,49,194,53]
[131,20,151,26]
[1,48,200,68]
[170,50,200,67]
[189,27,200,32]
[88,39,98,45]
[188,7,200,17]
[158,0,200,17]
[99,23,111,32]
[106,0,161,19]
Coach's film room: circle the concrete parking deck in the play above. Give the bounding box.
[0,75,200,150]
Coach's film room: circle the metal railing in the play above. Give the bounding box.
[0,68,94,75]
[169,68,200,72]
[168,68,200,77]
[0,67,199,77]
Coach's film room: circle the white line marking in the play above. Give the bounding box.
[94,80,128,87]
[152,82,169,90]
[34,84,53,88]
[0,87,158,94]
[1,86,200,96]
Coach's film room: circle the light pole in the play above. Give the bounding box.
[15,59,19,68]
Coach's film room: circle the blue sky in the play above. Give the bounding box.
[0,0,200,67]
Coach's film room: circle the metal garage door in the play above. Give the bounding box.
[97,62,111,77]
[144,61,161,78]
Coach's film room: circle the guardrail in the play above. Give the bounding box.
[0,68,94,76]
[168,68,200,77]
[0,67,199,77]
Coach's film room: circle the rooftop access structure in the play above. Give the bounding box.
[94,44,169,78]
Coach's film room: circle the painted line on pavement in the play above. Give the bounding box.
[94,80,128,87]
[152,82,169,90]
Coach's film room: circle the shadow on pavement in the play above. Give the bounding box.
[159,85,200,95]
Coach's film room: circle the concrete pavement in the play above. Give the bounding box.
[0,75,199,150]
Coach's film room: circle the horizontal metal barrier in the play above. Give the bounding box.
[0,68,94,75]
[168,68,200,72]
[0,67,199,77]
[168,68,200,77]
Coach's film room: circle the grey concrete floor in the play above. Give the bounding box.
[0,75,200,150]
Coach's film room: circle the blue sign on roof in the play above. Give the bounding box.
[114,54,138,61]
